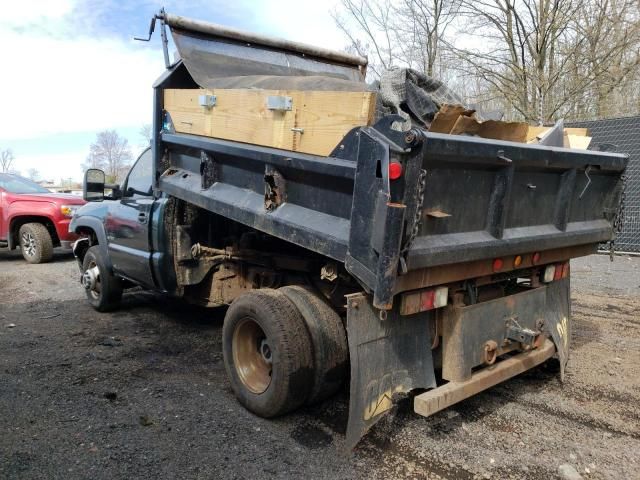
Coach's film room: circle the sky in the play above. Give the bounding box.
[0,0,346,182]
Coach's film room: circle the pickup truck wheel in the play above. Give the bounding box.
[222,289,314,417]
[81,246,123,312]
[19,223,54,264]
[280,286,348,405]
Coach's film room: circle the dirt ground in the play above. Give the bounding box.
[1,249,639,480]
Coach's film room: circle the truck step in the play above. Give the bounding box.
[414,339,555,418]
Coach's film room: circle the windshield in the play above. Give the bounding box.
[0,174,50,194]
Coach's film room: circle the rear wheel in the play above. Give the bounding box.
[81,246,123,312]
[222,289,314,417]
[19,223,53,264]
[280,285,348,404]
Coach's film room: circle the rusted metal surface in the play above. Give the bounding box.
[164,13,368,68]
[394,243,595,293]
[483,340,498,365]
[414,339,556,418]
[264,167,286,211]
[442,287,547,382]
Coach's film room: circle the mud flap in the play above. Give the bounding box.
[345,292,437,449]
[544,277,571,381]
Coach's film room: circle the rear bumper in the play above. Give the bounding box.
[414,339,555,417]
[344,278,571,448]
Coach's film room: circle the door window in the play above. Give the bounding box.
[124,149,152,197]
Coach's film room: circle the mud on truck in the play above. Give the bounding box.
[69,11,627,447]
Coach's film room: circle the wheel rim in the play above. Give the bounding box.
[82,261,102,300]
[232,318,272,394]
[21,232,37,257]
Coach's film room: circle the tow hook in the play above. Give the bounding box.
[484,340,498,365]
[505,317,540,350]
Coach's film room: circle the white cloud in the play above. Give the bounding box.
[0,0,352,174]
[0,0,75,26]
[13,151,88,182]
[0,31,161,140]
[257,0,346,51]
[0,0,163,141]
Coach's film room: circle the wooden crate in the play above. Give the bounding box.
[164,88,377,156]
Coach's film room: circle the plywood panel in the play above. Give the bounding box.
[164,88,376,156]
[566,134,592,150]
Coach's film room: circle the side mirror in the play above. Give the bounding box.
[83,169,105,201]
[105,183,122,200]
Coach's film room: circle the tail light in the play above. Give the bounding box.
[400,286,449,315]
[492,258,504,271]
[389,162,403,180]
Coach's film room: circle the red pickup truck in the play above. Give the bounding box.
[0,173,85,263]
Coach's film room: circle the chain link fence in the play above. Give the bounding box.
[569,116,640,253]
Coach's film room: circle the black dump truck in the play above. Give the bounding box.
[70,12,628,447]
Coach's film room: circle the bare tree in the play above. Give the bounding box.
[332,0,640,122]
[27,168,40,181]
[439,0,640,122]
[446,0,583,123]
[333,0,400,78]
[397,0,461,76]
[570,0,640,119]
[1,149,15,173]
[139,124,152,147]
[83,130,133,183]
[333,0,460,79]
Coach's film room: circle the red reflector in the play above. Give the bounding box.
[493,258,504,271]
[389,162,403,180]
[420,289,436,310]
[532,252,541,264]
[562,262,570,278]
[554,263,564,281]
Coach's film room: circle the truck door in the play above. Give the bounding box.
[106,149,156,287]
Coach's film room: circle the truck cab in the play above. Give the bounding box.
[70,148,176,309]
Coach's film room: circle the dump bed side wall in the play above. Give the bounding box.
[156,132,356,262]
[405,132,627,269]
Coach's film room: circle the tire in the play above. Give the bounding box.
[280,286,348,404]
[81,245,123,312]
[19,223,54,264]
[222,289,314,417]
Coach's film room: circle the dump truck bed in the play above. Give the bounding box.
[155,120,626,307]
[151,14,627,310]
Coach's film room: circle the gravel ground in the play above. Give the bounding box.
[0,250,639,480]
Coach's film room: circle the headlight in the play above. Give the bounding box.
[60,205,79,218]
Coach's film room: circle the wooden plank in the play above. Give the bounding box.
[163,88,376,156]
[164,89,209,136]
[295,90,375,155]
[526,125,550,142]
[414,340,555,418]
[566,134,592,150]
[528,126,589,145]
[564,127,589,136]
